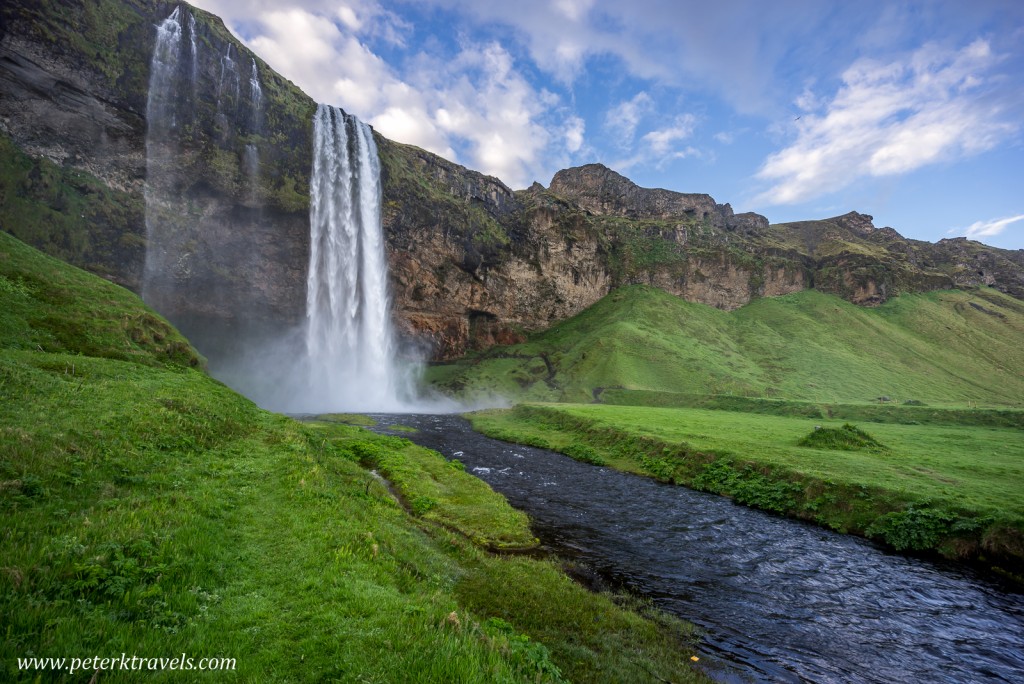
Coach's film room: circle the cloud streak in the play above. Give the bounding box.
[961,214,1024,240]
[754,40,1017,206]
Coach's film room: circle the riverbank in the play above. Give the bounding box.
[469,403,1024,578]
[0,232,709,682]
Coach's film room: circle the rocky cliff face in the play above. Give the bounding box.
[0,0,315,359]
[380,156,1023,357]
[2,0,1023,365]
[548,163,768,232]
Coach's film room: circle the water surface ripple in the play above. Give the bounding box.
[371,414,1024,683]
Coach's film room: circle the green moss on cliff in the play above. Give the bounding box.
[4,0,151,108]
[0,133,145,288]
[377,137,514,264]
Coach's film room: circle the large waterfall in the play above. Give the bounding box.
[142,9,433,413]
[301,104,411,412]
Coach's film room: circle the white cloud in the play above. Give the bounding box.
[961,214,1024,240]
[755,40,1017,205]
[641,114,696,155]
[613,114,701,170]
[564,115,585,153]
[191,0,573,188]
[406,0,877,113]
[794,84,824,113]
[423,42,557,186]
[554,0,595,22]
[336,6,361,31]
[604,92,653,143]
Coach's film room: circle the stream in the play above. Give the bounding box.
[369,413,1024,683]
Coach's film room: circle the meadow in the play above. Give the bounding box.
[429,284,1024,407]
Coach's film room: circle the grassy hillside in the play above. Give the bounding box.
[428,284,1024,407]
[0,232,707,682]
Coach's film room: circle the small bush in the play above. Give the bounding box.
[348,440,394,464]
[692,460,800,513]
[410,495,438,516]
[638,454,675,481]
[866,507,957,551]
[798,423,886,451]
[18,474,46,499]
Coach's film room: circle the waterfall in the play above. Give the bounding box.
[303,104,411,411]
[248,58,263,122]
[146,7,182,137]
[142,10,430,412]
[244,59,262,199]
[218,44,240,104]
[142,7,186,309]
[188,12,198,89]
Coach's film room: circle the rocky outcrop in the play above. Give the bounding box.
[378,154,808,357]
[548,163,768,232]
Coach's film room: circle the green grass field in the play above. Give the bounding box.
[0,232,708,682]
[429,284,1024,407]
[469,403,1024,574]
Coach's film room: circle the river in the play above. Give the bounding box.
[369,413,1024,683]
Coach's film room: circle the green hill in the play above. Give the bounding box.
[429,284,1024,407]
[0,232,707,683]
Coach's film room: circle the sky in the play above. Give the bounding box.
[191,0,1024,250]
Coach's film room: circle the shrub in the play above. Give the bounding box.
[410,495,438,516]
[866,507,957,551]
[798,423,886,451]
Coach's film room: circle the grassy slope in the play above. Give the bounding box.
[429,284,1024,407]
[0,232,707,682]
[469,404,1024,573]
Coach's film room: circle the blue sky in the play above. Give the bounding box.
[192,0,1024,250]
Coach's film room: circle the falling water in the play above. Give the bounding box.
[187,13,198,88]
[141,7,186,308]
[146,7,182,137]
[217,44,240,104]
[244,59,262,199]
[142,11,431,412]
[302,104,411,411]
[248,58,263,123]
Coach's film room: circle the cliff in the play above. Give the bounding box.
[2,0,1023,364]
[0,0,315,359]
